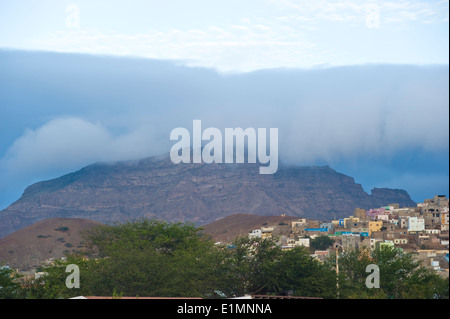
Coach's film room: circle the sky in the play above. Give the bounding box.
[0,0,448,209]
[0,0,448,72]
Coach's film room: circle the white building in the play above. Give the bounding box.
[295,237,310,247]
[407,216,425,232]
[248,229,262,239]
[377,214,389,221]
[394,238,408,245]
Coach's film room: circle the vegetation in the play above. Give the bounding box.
[310,235,334,251]
[334,246,449,299]
[1,220,448,299]
[0,265,25,299]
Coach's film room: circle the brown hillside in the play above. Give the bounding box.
[200,213,305,243]
[0,218,103,271]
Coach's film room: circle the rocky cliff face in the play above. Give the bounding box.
[0,155,416,238]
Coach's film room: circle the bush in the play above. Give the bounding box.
[310,235,334,250]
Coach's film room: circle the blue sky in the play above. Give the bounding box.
[0,0,448,72]
[0,0,448,209]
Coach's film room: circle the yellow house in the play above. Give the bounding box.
[369,221,383,235]
[261,226,275,239]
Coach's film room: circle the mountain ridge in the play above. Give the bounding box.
[0,155,416,238]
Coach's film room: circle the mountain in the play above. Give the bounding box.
[0,155,416,238]
[0,218,102,271]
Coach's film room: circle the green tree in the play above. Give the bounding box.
[334,246,448,299]
[219,237,336,298]
[27,220,224,298]
[218,236,282,297]
[19,219,447,300]
[25,254,92,299]
[271,247,336,298]
[310,235,334,251]
[0,265,24,299]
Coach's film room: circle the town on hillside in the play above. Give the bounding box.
[243,195,449,278]
[3,195,448,284]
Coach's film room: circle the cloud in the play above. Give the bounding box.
[2,64,447,170]
[31,23,320,73]
[281,92,449,164]
[268,0,449,26]
[0,51,448,208]
[0,117,163,180]
[19,0,446,73]
[1,52,448,164]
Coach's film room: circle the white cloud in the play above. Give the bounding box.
[0,117,162,178]
[23,0,446,73]
[268,0,448,25]
[32,23,321,72]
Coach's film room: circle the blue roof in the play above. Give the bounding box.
[305,228,328,232]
